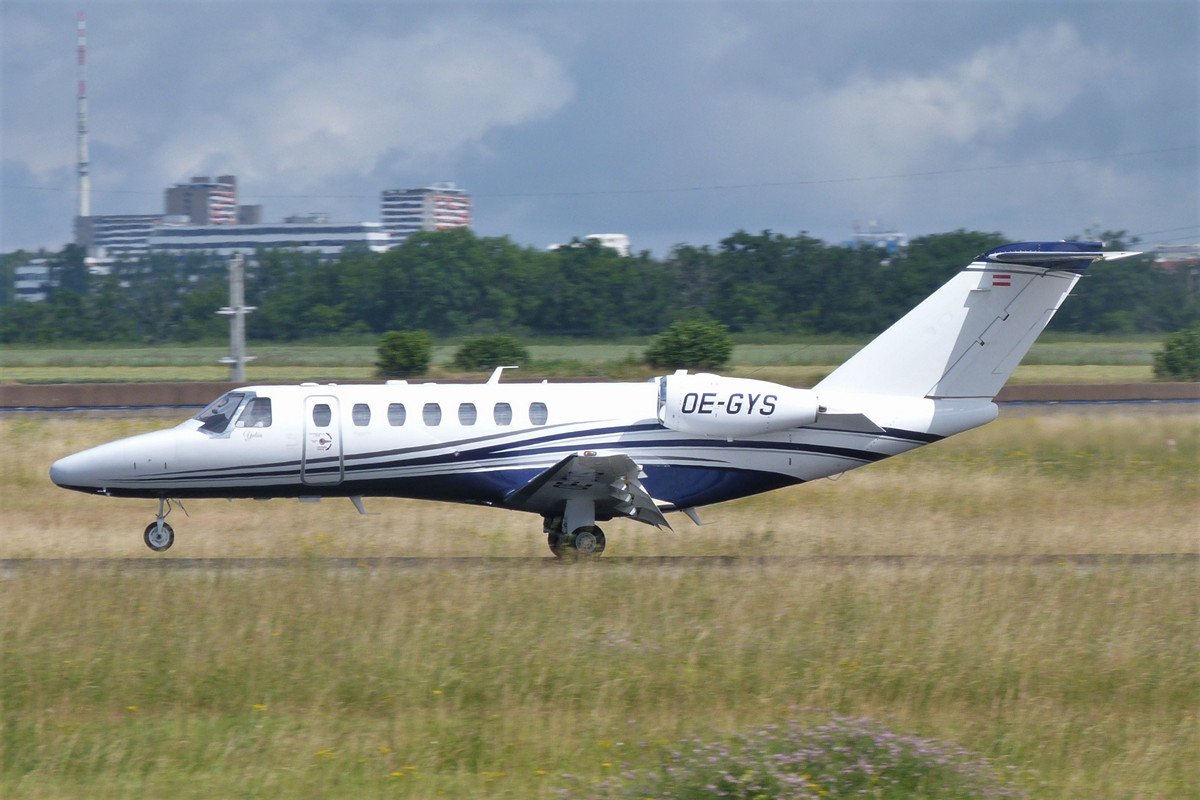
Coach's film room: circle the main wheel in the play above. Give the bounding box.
[571,526,606,556]
[549,526,606,560]
[143,521,175,552]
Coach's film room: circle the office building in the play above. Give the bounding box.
[380,182,472,243]
[13,259,56,302]
[75,213,166,259]
[165,175,239,225]
[149,220,391,256]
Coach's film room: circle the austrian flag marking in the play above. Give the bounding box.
[991,273,1012,287]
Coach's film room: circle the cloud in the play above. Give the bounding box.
[705,22,1126,181]
[151,18,574,191]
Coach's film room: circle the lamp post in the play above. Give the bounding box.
[217,253,256,382]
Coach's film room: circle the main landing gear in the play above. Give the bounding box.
[143,497,183,552]
[544,516,606,560]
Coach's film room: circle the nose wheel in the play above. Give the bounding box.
[144,520,175,552]
[143,497,183,552]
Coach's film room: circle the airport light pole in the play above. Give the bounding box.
[217,253,256,383]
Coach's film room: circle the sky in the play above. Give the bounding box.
[1,0,1197,256]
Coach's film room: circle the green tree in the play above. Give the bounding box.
[1152,326,1200,381]
[376,330,433,378]
[452,334,530,371]
[644,318,733,370]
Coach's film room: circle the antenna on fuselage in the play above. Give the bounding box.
[487,365,519,384]
[217,253,256,383]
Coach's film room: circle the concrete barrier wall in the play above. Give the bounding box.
[1,380,1197,409]
[0,382,240,409]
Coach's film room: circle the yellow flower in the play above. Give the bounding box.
[252,704,267,712]
[534,769,548,776]
[389,771,405,778]
[125,705,138,712]
[432,689,444,695]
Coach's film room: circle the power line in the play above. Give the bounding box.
[1127,224,1200,238]
[478,146,1199,199]
[5,145,1195,202]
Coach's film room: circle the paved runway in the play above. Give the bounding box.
[1,553,1195,573]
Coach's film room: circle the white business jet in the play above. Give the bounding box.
[50,241,1136,557]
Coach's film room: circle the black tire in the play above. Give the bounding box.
[143,521,175,552]
[550,526,606,560]
[572,526,606,556]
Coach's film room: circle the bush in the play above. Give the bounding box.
[644,318,733,371]
[375,330,432,378]
[452,334,529,371]
[1152,325,1200,380]
[563,716,1024,800]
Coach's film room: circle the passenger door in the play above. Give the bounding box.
[302,396,344,486]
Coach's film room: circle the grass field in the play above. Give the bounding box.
[1,408,1197,798]
[0,337,1164,385]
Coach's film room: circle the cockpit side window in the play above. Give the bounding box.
[194,392,246,434]
[236,397,272,428]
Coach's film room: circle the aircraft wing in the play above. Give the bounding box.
[505,453,671,529]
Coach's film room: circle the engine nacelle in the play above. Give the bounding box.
[657,372,820,436]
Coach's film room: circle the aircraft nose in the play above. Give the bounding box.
[50,451,98,491]
[50,429,181,494]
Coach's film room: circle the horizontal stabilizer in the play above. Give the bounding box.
[981,241,1140,271]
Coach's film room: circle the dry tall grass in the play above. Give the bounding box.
[1,408,1196,798]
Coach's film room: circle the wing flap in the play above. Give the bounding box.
[505,454,670,529]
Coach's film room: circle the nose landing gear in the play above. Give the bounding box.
[143,497,184,552]
[144,520,174,552]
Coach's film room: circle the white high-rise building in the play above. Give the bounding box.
[13,259,56,302]
[380,182,472,244]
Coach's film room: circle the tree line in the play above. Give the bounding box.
[1,228,1195,344]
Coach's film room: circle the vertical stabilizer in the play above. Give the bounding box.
[814,242,1138,399]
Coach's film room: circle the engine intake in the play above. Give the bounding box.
[657,373,820,436]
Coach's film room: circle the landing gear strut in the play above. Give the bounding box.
[545,516,606,560]
[143,497,179,552]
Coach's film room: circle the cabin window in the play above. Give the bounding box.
[387,403,406,426]
[237,397,272,428]
[529,402,549,425]
[312,403,332,427]
[352,403,371,427]
[493,402,513,425]
[422,402,442,426]
[195,392,245,434]
[458,403,477,425]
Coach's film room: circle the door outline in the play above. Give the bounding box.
[302,395,344,486]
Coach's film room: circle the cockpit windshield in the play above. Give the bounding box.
[194,392,247,434]
[236,397,272,428]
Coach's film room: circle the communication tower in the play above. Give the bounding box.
[76,11,90,219]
